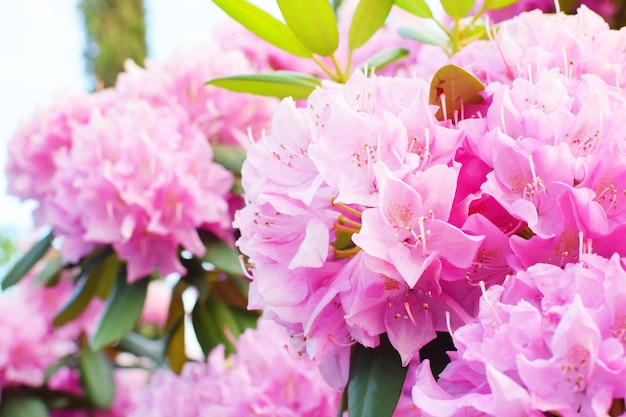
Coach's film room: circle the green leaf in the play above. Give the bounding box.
[53,250,118,327]
[43,354,75,383]
[79,345,115,409]
[358,47,410,73]
[277,0,339,56]
[429,64,484,122]
[0,397,49,417]
[35,254,64,286]
[165,318,186,373]
[349,0,395,50]
[118,332,164,361]
[202,240,245,277]
[440,0,476,19]
[347,334,408,417]
[211,0,311,57]
[208,71,320,99]
[192,293,244,356]
[1,230,53,289]
[211,144,248,175]
[191,298,225,356]
[89,267,148,350]
[483,0,518,10]
[394,0,433,18]
[164,280,187,373]
[398,26,447,46]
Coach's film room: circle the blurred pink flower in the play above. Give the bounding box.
[129,319,341,417]
[0,273,102,393]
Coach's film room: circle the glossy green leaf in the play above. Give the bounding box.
[1,230,53,289]
[202,240,245,276]
[212,0,311,57]
[398,26,447,46]
[43,354,75,383]
[277,0,339,56]
[358,47,410,73]
[208,71,320,99]
[483,0,518,9]
[212,144,248,175]
[166,318,186,373]
[0,397,49,417]
[440,0,476,19]
[118,332,163,361]
[429,64,484,122]
[89,268,148,350]
[192,298,226,356]
[347,334,408,417]
[349,0,395,50]
[79,345,115,409]
[53,251,118,327]
[164,280,187,373]
[35,254,64,286]
[192,294,244,356]
[394,0,433,18]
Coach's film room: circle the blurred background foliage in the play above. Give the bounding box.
[79,0,148,88]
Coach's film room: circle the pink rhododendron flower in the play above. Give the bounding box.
[5,91,116,215]
[236,70,488,387]
[116,44,276,146]
[449,8,626,272]
[412,254,626,416]
[0,272,102,393]
[43,99,234,280]
[129,320,341,417]
[6,37,280,280]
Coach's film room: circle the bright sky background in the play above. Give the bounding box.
[0,0,281,237]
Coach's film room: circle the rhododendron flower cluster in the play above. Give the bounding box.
[452,6,626,270]
[6,43,276,281]
[0,274,101,393]
[413,254,626,416]
[236,5,626,402]
[236,70,486,388]
[129,320,341,417]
